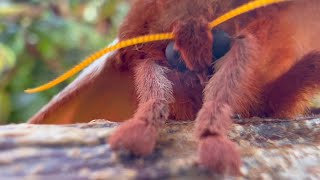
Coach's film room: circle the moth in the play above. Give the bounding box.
[28,0,320,175]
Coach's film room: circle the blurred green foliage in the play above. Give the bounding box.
[0,0,129,124]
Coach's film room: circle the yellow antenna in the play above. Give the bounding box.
[25,33,173,93]
[209,0,289,29]
[25,0,289,93]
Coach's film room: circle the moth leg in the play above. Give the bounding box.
[109,60,173,156]
[261,52,320,118]
[195,34,262,175]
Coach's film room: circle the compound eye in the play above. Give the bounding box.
[165,41,187,72]
[212,29,232,60]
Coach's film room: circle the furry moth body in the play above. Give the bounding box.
[29,0,320,175]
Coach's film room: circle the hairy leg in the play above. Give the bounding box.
[109,59,173,156]
[196,34,262,175]
[261,52,320,118]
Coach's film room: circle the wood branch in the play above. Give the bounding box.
[0,117,319,179]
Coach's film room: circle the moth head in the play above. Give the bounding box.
[166,25,232,73]
[25,0,283,93]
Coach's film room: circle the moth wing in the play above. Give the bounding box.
[28,49,137,124]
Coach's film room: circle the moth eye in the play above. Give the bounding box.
[165,41,187,72]
[212,29,232,60]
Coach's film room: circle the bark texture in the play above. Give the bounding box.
[0,117,319,179]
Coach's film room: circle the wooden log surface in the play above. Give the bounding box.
[0,117,319,179]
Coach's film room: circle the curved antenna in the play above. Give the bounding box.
[25,0,289,93]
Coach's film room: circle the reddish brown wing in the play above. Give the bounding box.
[28,50,137,124]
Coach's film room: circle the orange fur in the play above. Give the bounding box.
[111,0,320,175]
[29,0,320,175]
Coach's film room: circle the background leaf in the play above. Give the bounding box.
[0,0,129,123]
